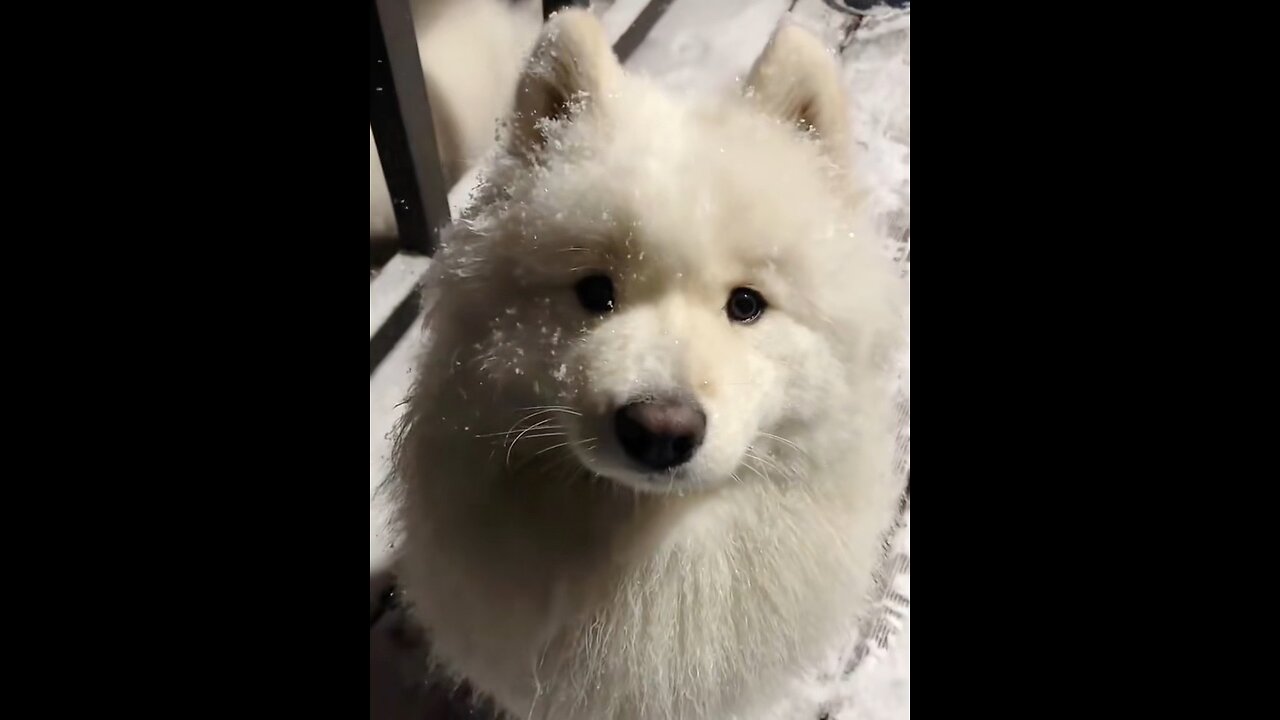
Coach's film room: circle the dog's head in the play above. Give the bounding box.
[431,10,901,494]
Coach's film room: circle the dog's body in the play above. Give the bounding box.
[393,11,906,719]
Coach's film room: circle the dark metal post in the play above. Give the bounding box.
[612,0,676,61]
[370,0,451,255]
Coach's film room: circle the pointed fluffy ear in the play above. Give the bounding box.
[743,24,851,163]
[508,9,622,157]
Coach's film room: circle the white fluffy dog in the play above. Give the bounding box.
[393,9,906,719]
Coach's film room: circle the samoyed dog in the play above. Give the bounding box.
[393,9,906,719]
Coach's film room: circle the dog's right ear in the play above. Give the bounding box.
[743,24,850,165]
[508,9,622,159]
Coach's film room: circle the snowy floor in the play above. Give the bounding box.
[370,0,909,717]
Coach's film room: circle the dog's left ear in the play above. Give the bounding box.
[508,9,622,159]
[743,24,850,164]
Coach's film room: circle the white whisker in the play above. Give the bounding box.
[512,432,569,442]
[516,405,583,416]
[746,450,785,476]
[742,457,769,483]
[475,424,566,438]
[502,416,557,445]
[507,419,567,466]
[758,431,807,456]
[532,441,572,458]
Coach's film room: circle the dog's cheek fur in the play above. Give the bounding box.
[421,225,599,411]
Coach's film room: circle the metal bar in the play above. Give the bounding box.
[370,290,422,376]
[370,253,432,341]
[370,0,451,256]
[611,0,676,61]
[368,254,432,376]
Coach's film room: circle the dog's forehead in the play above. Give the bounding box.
[546,96,838,231]
[480,82,852,287]
[613,93,825,181]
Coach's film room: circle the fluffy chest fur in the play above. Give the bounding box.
[398,414,897,719]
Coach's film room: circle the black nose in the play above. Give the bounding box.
[614,399,706,471]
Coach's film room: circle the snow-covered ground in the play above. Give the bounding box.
[370,1,910,717]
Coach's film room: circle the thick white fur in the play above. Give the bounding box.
[393,11,906,720]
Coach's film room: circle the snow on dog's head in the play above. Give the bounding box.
[425,10,901,494]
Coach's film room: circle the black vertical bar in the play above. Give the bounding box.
[370,0,450,255]
[611,0,676,61]
[543,0,589,20]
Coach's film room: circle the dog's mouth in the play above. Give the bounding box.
[567,424,711,495]
[593,463,699,495]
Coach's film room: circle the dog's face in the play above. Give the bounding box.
[435,15,897,494]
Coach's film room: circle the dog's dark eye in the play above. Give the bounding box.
[727,287,766,323]
[575,274,615,314]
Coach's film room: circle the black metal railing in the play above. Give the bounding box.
[370,0,450,257]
